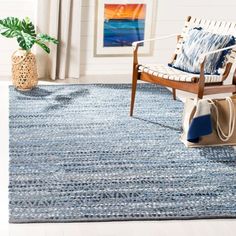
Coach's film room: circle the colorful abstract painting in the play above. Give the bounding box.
[103,4,146,47]
[96,0,154,56]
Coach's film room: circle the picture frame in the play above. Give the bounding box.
[95,0,155,56]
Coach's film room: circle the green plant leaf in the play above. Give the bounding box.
[22,17,36,37]
[37,33,59,44]
[17,32,35,51]
[35,40,50,53]
[0,16,57,54]
[0,17,22,38]
[24,17,31,24]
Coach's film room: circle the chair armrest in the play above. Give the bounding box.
[198,44,236,88]
[132,33,178,51]
[199,44,236,64]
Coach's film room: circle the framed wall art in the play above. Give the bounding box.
[95,0,155,56]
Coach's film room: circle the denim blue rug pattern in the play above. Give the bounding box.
[9,84,236,223]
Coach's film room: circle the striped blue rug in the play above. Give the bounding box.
[9,84,236,223]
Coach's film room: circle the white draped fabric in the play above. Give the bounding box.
[36,0,81,80]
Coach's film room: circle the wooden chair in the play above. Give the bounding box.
[130,16,236,116]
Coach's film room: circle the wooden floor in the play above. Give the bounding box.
[0,77,235,236]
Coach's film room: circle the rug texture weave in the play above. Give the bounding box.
[9,84,236,223]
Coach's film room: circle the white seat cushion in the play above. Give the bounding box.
[138,64,222,83]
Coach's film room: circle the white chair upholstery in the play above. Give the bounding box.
[138,64,222,83]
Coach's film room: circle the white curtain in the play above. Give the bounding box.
[36,0,81,80]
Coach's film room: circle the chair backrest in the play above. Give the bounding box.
[173,16,236,81]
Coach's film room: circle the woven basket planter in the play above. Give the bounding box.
[12,50,38,91]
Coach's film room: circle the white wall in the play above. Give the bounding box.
[1,0,236,78]
[0,0,36,77]
[80,0,236,76]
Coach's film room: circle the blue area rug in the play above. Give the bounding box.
[9,84,236,223]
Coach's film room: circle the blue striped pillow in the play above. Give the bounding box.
[170,28,235,75]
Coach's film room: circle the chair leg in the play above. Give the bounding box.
[197,91,204,99]
[172,88,176,100]
[130,71,138,116]
[198,71,205,99]
[197,84,204,99]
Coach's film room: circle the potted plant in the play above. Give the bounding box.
[0,17,58,90]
